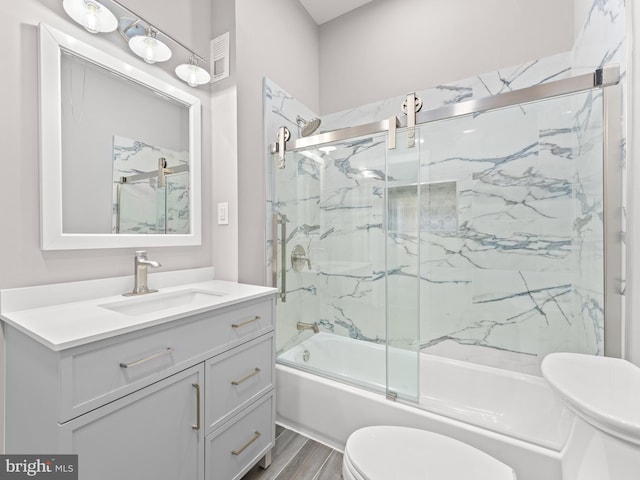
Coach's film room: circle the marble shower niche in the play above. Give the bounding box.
[388,181,459,233]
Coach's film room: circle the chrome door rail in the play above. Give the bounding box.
[416,65,618,126]
[270,65,619,154]
[119,163,189,184]
[271,117,400,154]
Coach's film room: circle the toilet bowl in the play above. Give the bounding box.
[342,425,516,480]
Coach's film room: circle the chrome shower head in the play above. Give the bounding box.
[296,115,321,137]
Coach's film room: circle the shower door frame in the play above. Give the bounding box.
[270,64,623,357]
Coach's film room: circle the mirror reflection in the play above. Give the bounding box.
[60,51,190,235]
[112,136,189,234]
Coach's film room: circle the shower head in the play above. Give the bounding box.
[296,115,321,137]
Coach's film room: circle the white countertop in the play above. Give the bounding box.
[0,270,276,351]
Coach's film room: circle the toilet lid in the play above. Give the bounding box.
[344,426,515,480]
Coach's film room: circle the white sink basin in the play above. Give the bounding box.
[541,352,640,445]
[99,289,226,316]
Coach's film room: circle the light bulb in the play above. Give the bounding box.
[129,32,172,64]
[63,0,117,33]
[82,3,100,33]
[144,38,156,64]
[175,59,211,87]
[188,67,198,87]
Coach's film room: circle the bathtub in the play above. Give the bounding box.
[277,333,573,480]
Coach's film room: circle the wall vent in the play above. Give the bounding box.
[210,32,230,83]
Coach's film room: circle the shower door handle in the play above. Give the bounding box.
[272,214,287,302]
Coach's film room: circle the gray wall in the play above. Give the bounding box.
[210,0,239,281]
[319,0,575,114]
[235,0,320,285]
[0,0,213,291]
[208,0,320,285]
[61,54,189,233]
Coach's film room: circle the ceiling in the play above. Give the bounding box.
[299,0,375,25]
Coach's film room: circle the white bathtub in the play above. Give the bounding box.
[277,333,574,480]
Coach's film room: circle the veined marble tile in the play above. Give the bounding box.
[573,0,625,70]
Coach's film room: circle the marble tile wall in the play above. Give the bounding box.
[112,136,190,234]
[265,0,625,374]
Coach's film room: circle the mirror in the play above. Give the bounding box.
[39,23,202,250]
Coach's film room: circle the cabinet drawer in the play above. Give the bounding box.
[206,334,274,433]
[59,297,274,422]
[206,394,274,480]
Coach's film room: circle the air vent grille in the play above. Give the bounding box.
[210,32,230,83]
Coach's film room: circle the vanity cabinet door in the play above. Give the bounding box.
[60,365,204,480]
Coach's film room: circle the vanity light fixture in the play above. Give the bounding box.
[62,0,211,87]
[62,0,118,33]
[175,56,211,87]
[128,27,172,64]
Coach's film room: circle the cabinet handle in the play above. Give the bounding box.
[231,316,261,329]
[231,431,261,456]
[192,383,201,430]
[119,346,174,369]
[231,368,261,386]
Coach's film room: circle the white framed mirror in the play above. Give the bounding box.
[39,23,202,250]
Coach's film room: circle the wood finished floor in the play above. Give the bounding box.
[241,425,343,480]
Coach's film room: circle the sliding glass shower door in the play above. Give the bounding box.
[272,130,421,401]
[416,89,606,373]
[385,129,421,401]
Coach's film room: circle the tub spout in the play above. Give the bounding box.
[297,321,319,333]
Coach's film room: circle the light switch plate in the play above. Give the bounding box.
[217,202,229,225]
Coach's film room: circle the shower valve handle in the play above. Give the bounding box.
[291,245,311,271]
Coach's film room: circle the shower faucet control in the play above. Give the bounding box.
[291,245,311,272]
[123,251,161,296]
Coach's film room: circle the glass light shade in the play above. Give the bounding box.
[175,63,211,87]
[129,34,172,64]
[63,0,118,33]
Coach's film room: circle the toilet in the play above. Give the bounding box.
[342,425,516,480]
[541,353,640,480]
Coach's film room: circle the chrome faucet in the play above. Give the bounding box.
[124,251,161,296]
[297,321,319,333]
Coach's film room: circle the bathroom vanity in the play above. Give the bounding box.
[0,269,276,480]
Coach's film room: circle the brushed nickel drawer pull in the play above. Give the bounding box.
[192,383,201,430]
[231,368,261,386]
[231,431,261,456]
[119,346,174,369]
[231,316,261,329]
